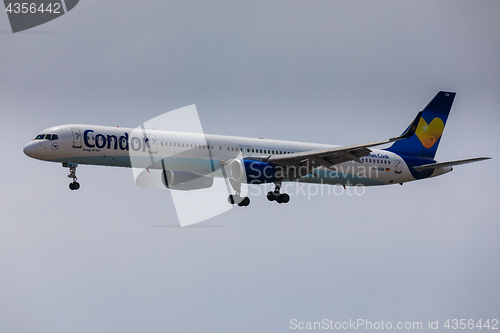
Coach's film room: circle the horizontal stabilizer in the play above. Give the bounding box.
[412,157,491,171]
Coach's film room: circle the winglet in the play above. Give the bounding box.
[390,111,422,142]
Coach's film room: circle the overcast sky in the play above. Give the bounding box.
[1,1,499,332]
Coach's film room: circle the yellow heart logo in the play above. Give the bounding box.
[416,117,444,148]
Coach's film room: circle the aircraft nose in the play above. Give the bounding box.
[23,141,38,158]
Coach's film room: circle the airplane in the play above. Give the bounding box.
[23,91,489,206]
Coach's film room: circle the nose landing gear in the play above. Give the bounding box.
[63,162,80,190]
[69,181,80,190]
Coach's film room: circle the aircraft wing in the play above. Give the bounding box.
[412,157,491,171]
[258,111,422,175]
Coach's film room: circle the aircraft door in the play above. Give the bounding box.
[245,145,252,156]
[394,155,402,174]
[71,128,82,148]
[238,145,245,156]
[146,134,158,154]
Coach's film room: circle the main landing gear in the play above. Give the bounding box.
[64,162,80,191]
[267,182,290,204]
[228,194,250,207]
[227,179,250,207]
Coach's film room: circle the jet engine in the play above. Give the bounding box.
[229,159,276,184]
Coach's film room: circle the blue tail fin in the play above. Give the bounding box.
[385,91,456,159]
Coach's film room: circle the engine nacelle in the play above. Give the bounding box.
[161,170,213,191]
[229,159,276,184]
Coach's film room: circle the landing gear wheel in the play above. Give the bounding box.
[69,183,74,190]
[276,195,284,204]
[267,191,277,201]
[267,191,290,204]
[229,194,250,206]
[69,182,80,190]
[238,196,250,207]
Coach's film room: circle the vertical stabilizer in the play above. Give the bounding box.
[385,91,455,159]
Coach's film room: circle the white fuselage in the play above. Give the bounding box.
[23,124,452,187]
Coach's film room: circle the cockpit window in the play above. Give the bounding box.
[51,134,58,140]
[35,134,46,140]
[45,134,52,140]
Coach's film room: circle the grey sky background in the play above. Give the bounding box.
[1,1,499,332]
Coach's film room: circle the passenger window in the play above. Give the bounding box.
[45,134,52,140]
[259,149,262,153]
[51,134,58,140]
[219,146,222,150]
[247,148,250,153]
[252,149,255,153]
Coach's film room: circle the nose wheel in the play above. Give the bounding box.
[64,162,80,191]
